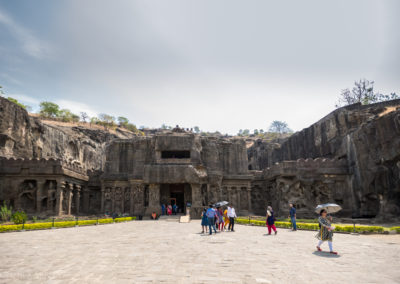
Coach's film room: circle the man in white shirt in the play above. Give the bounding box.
[227,206,237,232]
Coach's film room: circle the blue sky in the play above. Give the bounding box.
[1,0,399,134]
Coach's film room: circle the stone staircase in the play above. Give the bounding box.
[158,214,183,222]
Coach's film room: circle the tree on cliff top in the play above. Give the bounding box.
[269,120,292,134]
[98,113,116,130]
[118,116,129,127]
[335,79,399,107]
[39,101,60,117]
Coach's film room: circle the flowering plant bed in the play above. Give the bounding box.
[0,217,136,233]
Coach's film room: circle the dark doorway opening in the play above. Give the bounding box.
[161,150,190,159]
[170,184,185,214]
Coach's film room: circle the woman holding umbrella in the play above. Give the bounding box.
[316,209,338,254]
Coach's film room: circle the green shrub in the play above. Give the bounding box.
[32,216,38,223]
[98,218,114,224]
[0,216,137,233]
[53,221,76,228]
[77,220,97,226]
[390,226,400,233]
[24,223,52,230]
[0,201,12,222]
[114,217,136,223]
[0,224,23,232]
[236,218,385,233]
[11,211,27,224]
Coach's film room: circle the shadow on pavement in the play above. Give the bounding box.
[312,251,341,258]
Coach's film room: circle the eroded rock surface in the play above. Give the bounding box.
[248,100,400,219]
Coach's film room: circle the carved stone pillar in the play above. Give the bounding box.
[55,181,66,216]
[130,187,135,215]
[236,188,241,211]
[100,185,105,213]
[36,179,46,214]
[247,187,252,213]
[66,183,74,215]
[82,187,90,213]
[111,187,115,213]
[229,187,236,207]
[75,185,81,215]
[145,184,160,215]
[121,188,125,214]
[47,181,56,213]
[190,183,202,218]
[130,182,144,216]
[227,187,232,206]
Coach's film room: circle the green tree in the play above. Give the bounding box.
[126,123,138,132]
[336,79,399,107]
[118,116,129,127]
[193,126,200,133]
[242,129,250,136]
[253,129,259,135]
[90,117,99,126]
[58,109,79,123]
[11,211,27,224]
[39,101,60,118]
[71,113,80,123]
[98,113,116,129]
[269,121,292,134]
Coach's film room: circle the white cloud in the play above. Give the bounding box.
[55,99,99,118]
[0,8,51,59]
[7,93,40,105]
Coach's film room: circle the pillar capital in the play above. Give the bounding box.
[67,183,74,191]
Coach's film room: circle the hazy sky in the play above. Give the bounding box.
[0,0,399,134]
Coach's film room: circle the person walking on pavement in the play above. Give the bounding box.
[223,207,230,230]
[201,208,209,234]
[316,209,338,254]
[206,205,218,235]
[227,205,237,232]
[288,203,297,231]
[266,206,277,235]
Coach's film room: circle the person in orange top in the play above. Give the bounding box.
[223,207,230,229]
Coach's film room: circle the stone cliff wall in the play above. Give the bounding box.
[248,100,400,219]
[248,100,400,169]
[0,97,135,172]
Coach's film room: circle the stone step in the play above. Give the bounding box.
[159,215,185,222]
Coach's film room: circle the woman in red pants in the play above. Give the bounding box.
[266,206,277,235]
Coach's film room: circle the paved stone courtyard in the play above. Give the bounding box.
[0,220,399,284]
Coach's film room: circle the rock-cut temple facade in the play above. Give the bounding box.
[0,96,399,220]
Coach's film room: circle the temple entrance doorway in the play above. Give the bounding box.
[160,183,187,214]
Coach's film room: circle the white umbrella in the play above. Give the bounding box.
[214,201,229,207]
[315,203,342,214]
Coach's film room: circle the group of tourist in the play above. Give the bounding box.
[161,203,179,216]
[200,205,237,235]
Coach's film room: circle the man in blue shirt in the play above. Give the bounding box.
[206,205,218,235]
[289,203,297,231]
